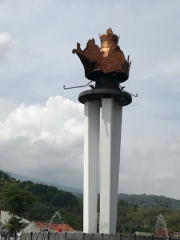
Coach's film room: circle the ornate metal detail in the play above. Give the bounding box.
[72,29,131,83]
[63,81,93,90]
[78,88,132,106]
[65,28,137,100]
[122,90,138,98]
[119,85,138,97]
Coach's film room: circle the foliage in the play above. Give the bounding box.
[0,171,12,184]
[119,193,180,209]
[18,181,83,230]
[0,183,35,217]
[59,207,83,230]
[117,200,180,234]
[5,216,24,233]
[1,170,180,233]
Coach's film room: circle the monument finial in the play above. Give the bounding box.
[72,28,131,87]
[106,28,113,34]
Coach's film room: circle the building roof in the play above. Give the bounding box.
[0,211,30,226]
[22,222,41,233]
[34,222,75,232]
[153,227,174,238]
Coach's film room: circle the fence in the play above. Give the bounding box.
[0,232,177,240]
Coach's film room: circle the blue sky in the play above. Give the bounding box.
[0,0,180,199]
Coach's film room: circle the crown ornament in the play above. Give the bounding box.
[72,28,131,86]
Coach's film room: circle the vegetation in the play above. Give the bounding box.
[117,200,180,234]
[119,193,180,209]
[0,183,35,217]
[0,183,35,233]
[1,171,180,233]
[0,170,12,183]
[4,217,24,233]
[18,181,83,230]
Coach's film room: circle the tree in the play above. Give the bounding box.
[5,216,24,233]
[0,171,11,183]
[0,183,35,217]
[0,183,35,233]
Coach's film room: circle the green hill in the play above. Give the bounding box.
[118,193,180,209]
[0,171,83,230]
[1,170,180,233]
[18,181,83,230]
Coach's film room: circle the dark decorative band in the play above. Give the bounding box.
[78,89,132,106]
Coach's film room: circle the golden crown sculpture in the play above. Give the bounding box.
[72,28,131,85]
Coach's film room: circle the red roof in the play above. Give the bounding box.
[153,227,173,238]
[34,222,75,232]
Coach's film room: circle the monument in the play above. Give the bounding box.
[65,28,136,234]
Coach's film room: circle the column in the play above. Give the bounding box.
[99,99,122,234]
[83,100,100,233]
[111,103,122,233]
[99,98,113,233]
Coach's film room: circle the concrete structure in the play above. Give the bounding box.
[83,101,100,233]
[22,222,75,233]
[99,100,122,233]
[72,28,134,234]
[81,97,124,234]
[20,232,155,240]
[0,210,30,231]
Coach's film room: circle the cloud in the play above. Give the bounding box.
[0,96,84,187]
[0,0,179,200]
[0,94,180,199]
[0,32,16,60]
[119,132,180,199]
[0,96,83,142]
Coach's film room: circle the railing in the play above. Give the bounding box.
[0,232,179,240]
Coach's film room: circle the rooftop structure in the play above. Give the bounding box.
[22,222,75,233]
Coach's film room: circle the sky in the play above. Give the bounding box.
[0,0,180,199]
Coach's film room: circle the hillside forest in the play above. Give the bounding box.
[0,170,180,233]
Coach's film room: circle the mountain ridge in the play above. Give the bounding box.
[3,170,83,194]
[1,170,180,209]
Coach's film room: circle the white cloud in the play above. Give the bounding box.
[0,96,83,143]
[0,96,84,187]
[0,94,180,199]
[0,0,180,199]
[0,32,16,60]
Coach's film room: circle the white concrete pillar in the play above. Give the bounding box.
[83,100,100,233]
[111,103,122,233]
[99,98,114,234]
[99,99,122,234]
